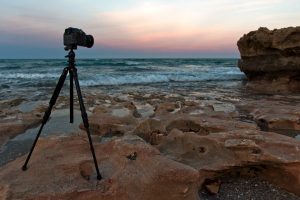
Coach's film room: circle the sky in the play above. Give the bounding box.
[0,0,299,58]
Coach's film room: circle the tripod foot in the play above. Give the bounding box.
[22,165,28,171]
[97,175,102,180]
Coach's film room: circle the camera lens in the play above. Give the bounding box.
[86,35,94,48]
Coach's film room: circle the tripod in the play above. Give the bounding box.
[22,49,102,180]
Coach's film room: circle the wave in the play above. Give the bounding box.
[79,73,245,86]
[0,73,59,79]
[76,59,144,67]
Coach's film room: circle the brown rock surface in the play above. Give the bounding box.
[0,135,200,200]
[2,95,300,199]
[237,26,300,92]
[237,99,300,135]
[133,112,258,147]
[157,129,300,195]
[80,103,139,136]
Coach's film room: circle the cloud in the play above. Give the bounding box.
[88,0,298,53]
[90,2,241,52]
[0,0,299,57]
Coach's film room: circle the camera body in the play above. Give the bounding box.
[64,27,94,50]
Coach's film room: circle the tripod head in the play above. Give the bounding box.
[65,49,76,69]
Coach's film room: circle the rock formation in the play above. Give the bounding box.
[237,26,300,92]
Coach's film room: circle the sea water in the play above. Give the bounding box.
[0,58,245,100]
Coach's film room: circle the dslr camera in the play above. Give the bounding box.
[64,27,94,50]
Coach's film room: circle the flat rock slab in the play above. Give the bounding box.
[0,135,200,200]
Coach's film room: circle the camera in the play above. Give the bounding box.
[63,27,94,50]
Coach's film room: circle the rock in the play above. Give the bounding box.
[157,129,300,195]
[0,135,200,200]
[158,129,238,171]
[0,185,9,200]
[80,104,139,137]
[134,103,155,118]
[199,100,237,114]
[0,98,25,110]
[80,112,137,137]
[203,180,221,194]
[122,102,141,118]
[237,26,300,93]
[164,114,258,134]
[133,112,257,145]
[237,99,300,135]
[133,119,166,145]
[79,160,94,180]
[154,102,181,116]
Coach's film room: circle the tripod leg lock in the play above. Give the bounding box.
[42,109,51,124]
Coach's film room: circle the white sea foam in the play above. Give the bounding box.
[0,73,59,79]
[79,73,244,86]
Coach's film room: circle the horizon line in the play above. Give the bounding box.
[0,57,240,60]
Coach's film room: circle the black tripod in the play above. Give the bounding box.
[22,49,102,180]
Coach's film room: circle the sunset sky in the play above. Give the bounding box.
[0,0,299,58]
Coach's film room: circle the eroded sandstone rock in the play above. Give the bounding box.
[0,135,200,200]
[157,129,300,195]
[80,103,140,136]
[237,99,300,135]
[2,96,300,199]
[237,26,300,93]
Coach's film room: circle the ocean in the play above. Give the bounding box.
[0,58,245,100]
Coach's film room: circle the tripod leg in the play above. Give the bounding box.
[70,70,74,123]
[22,67,69,171]
[72,68,102,180]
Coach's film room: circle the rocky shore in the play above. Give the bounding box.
[0,89,300,199]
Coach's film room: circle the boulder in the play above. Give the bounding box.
[237,26,300,93]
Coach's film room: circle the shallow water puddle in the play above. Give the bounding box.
[0,109,83,167]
